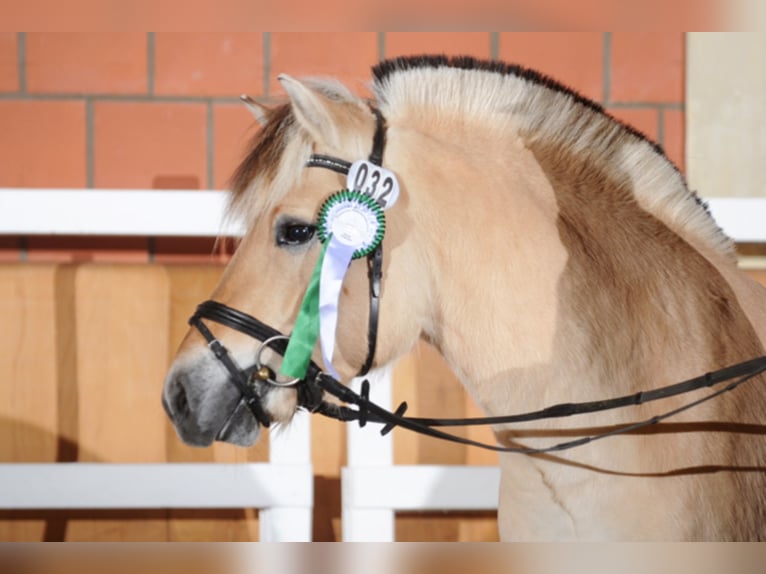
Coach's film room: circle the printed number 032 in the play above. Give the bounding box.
[347,160,400,210]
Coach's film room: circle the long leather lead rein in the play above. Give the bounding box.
[312,356,766,454]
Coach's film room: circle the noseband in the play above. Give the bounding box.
[188,107,766,453]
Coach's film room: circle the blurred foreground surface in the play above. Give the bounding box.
[2,543,766,574]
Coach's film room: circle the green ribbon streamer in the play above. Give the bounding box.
[279,239,330,379]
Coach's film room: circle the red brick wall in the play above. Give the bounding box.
[0,32,686,262]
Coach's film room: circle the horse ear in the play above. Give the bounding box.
[278,74,347,149]
[239,94,269,126]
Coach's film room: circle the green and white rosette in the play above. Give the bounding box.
[280,190,385,380]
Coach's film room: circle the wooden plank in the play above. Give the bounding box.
[392,348,419,465]
[54,265,80,464]
[0,264,60,541]
[397,512,499,542]
[0,265,59,461]
[167,508,258,541]
[65,264,170,541]
[412,341,469,465]
[457,515,499,541]
[311,413,345,477]
[74,264,169,462]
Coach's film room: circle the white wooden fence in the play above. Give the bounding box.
[1,188,764,542]
[0,188,311,542]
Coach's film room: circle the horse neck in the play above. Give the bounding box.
[402,121,762,417]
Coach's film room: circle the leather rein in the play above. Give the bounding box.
[189,107,766,454]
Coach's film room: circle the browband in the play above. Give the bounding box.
[305,154,351,174]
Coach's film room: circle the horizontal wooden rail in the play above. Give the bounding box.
[0,189,242,236]
[0,463,313,509]
[1,189,765,242]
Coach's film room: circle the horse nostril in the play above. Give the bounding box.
[164,379,191,420]
[175,383,190,417]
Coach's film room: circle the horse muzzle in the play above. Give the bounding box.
[162,357,266,447]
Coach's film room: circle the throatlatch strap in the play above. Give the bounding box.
[356,107,387,376]
[357,243,382,377]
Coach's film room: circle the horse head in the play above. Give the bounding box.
[162,76,427,447]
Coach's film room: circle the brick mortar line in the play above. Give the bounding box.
[490,32,499,60]
[17,32,26,93]
[85,98,94,188]
[147,32,155,96]
[0,93,248,103]
[206,100,214,190]
[263,32,271,99]
[657,108,665,149]
[378,32,385,60]
[602,32,611,105]
[607,102,684,110]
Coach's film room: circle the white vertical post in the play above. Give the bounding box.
[260,409,313,541]
[342,365,396,541]
[258,506,312,542]
[268,409,311,465]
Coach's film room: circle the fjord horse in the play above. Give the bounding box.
[163,56,766,540]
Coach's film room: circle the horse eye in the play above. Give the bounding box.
[277,223,316,247]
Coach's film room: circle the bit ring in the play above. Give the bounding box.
[253,335,301,387]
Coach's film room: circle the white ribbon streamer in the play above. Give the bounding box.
[318,234,356,378]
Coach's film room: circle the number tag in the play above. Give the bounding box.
[346,160,400,210]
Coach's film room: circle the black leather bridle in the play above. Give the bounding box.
[188,106,766,454]
[189,107,387,429]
